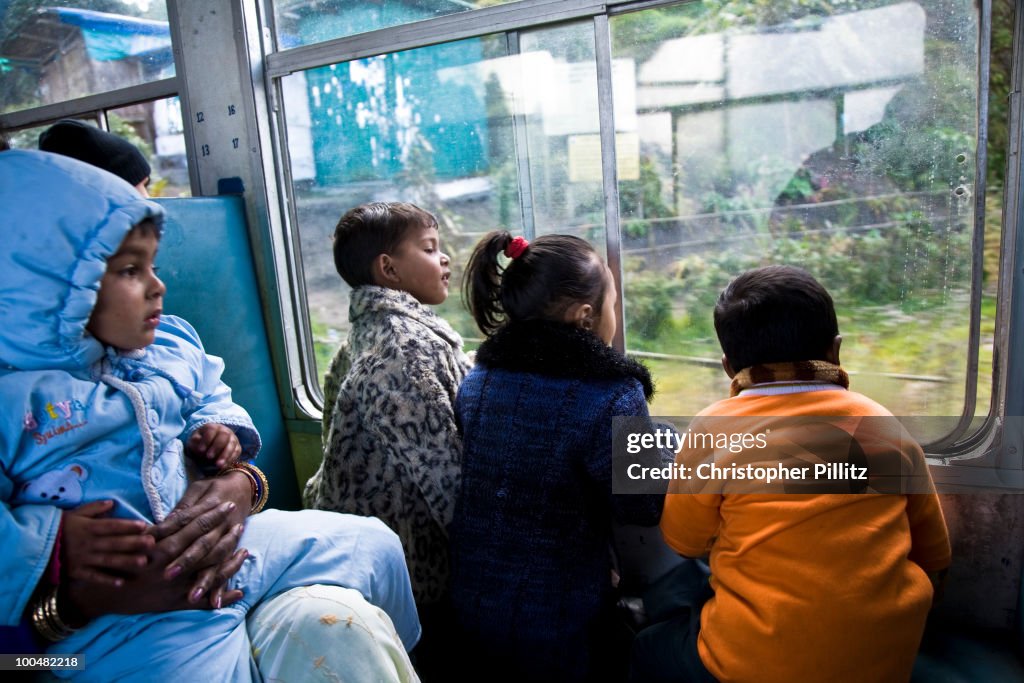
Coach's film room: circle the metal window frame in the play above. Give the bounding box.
[507,30,539,240]
[0,77,179,132]
[924,0,992,452]
[594,13,627,352]
[264,0,663,77]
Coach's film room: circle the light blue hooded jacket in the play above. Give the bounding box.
[0,150,260,626]
[0,152,420,679]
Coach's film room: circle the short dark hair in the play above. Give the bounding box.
[332,202,437,288]
[714,265,839,373]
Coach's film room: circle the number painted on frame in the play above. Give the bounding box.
[201,144,210,157]
[196,111,205,123]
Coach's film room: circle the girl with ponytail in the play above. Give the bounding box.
[449,231,664,682]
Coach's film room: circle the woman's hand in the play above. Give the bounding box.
[149,472,252,606]
[62,498,248,621]
[185,423,242,470]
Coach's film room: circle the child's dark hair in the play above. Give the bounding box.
[132,219,161,239]
[714,265,839,373]
[463,231,607,336]
[332,202,437,288]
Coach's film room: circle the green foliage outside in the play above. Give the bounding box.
[627,215,970,342]
[987,0,1014,192]
[107,111,153,159]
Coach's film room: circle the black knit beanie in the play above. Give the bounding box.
[39,119,151,186]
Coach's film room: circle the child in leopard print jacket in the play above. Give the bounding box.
[303,202,471,611]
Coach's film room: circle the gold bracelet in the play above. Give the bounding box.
[241,462,270,514]
[31,600,58,642]
[221,461,269,514]
[225,465,258,507]
[31,586,76,642]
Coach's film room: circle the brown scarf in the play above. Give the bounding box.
[730,360,850,397]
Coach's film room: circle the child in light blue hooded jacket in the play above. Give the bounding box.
[0,150,421,681]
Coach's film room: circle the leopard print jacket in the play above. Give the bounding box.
[304,286,472,605]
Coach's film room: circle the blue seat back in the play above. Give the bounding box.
[154,196,299,509]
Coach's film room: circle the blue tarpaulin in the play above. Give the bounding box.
[51,7,171,64]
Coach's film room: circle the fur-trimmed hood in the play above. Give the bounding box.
[476,320,654,400]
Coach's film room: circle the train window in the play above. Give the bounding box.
[5,99,188,198]
[106,97,190,197]
[270,0,999,454]
[0,1,173,113]
[0,2,189,197]
[282,20,610,379]
[280,35,515,374]
[271,0,522,49]
[4,120,94,149]
[608,1,991,448]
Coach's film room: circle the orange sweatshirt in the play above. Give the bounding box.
[660,389,951,683]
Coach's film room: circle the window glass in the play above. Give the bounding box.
[273,0,521,49]
[284,34,514,380]
[6,118,99,149]
[610,1,985,441]
[518,23,605,250]
[0,1,173,114]
[283,21,604,384]
[7,98,189,197]
[107,97,189,197]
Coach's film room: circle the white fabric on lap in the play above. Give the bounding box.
[249,584,419,682]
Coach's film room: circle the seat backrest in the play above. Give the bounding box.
[154,196,299,509]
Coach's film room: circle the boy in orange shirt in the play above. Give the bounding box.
[632,265,950,683]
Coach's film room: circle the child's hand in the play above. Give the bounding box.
[61,500,155,587]
[186,423,242,470]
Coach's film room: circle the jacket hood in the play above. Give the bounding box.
[0,150,164,371]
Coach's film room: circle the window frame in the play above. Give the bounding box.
[0,2,184,173]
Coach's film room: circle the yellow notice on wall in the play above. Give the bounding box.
[568,132,640,183]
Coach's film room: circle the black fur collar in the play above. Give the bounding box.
[476,320,654,399]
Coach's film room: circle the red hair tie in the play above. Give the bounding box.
[504,236,529,259]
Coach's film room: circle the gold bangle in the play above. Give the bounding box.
[225,465,258,507]
[47,587,76,635]
[242,462,270,514]
[221,461,269,514]
[31,586,76,642]
[31,600,57,642]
